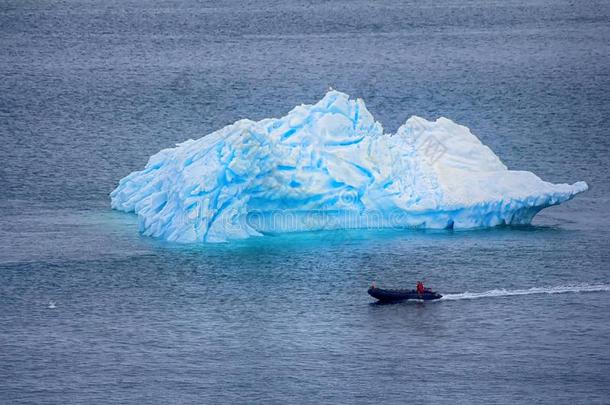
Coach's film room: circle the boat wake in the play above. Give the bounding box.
[441,284,610,301]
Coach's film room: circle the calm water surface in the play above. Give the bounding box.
[1,0,609,403]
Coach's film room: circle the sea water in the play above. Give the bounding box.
[1,0,609,403]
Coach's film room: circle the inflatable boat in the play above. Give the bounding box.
[368,286,442,302]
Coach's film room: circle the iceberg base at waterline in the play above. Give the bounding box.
[110,91,588,243]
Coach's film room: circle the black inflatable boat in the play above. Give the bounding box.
[368,286,443,302]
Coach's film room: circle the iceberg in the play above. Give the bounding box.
[110,91,588,243]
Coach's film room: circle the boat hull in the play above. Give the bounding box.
[368,287,442,302]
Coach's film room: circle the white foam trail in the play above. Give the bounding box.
[441,284,610,301]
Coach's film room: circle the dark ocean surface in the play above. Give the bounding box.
[1,0,609,403]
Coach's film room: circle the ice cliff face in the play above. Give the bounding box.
[110,91,588,243]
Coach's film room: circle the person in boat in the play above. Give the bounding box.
[416,280,425,295]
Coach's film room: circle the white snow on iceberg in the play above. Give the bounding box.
[110,91,588,243]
